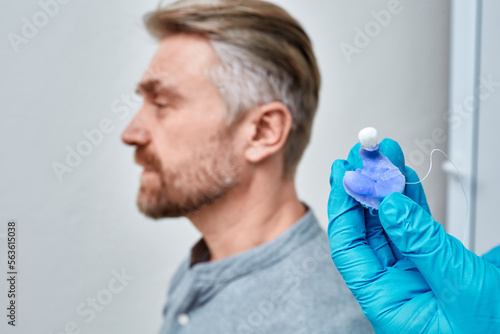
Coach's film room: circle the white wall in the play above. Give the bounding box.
[474,0,500,255]
[446,0,500,254]
[0,0,450,333]
[290,0,450,228]
[445,0,481,251]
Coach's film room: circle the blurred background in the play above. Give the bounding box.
[0,0,498,333]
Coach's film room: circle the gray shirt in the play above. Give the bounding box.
[158,205,374,334]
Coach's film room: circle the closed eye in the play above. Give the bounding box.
[153,102,169,109]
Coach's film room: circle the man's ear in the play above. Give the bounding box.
[243,101,293,164]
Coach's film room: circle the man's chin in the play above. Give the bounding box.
[135,170,239,219]
[136,193,199,219]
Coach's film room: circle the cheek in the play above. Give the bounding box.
[151,118,229,166]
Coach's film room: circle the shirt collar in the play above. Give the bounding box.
[187,203,323,283]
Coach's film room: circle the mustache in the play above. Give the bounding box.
[134,147,162,171]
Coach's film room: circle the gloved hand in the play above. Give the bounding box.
[327,139,500,334]
[483,245,500,268]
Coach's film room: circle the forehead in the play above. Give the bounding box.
[141,33,219,86]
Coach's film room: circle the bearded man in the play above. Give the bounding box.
[121,1,373,333]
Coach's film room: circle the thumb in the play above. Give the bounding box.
[378,192,447,261]
[378,193,480,297]
[379,192,500,330]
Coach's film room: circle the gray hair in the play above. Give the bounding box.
[145,0,321,176]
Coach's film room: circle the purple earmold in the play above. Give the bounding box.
[343,128,405,211]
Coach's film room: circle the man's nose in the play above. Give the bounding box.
[121,116,151,146]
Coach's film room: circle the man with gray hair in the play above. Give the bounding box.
[121,0,373,332]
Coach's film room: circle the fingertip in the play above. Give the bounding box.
[330,159,348,186]
[379,192,407,210]
[330,159,353,183]
[347,143,362,168]
[380,138,403,152]
[328,159,358,221]
[379,192,443,257]
[331,158,350,171]
[378,192,410,231]
[379,138,405,171]
[403,166,431,215]
[404,165,420,182]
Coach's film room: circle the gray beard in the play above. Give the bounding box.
[136,132,240,219]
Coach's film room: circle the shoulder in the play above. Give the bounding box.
[166,256,190,295]
[273,231,374,333]
[228,226,374,333]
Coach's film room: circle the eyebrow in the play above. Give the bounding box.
[135,78,181,98]
[135,79,157,95]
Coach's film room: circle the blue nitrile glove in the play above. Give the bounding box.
[483,245,500,268]
[328,139,500,334]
